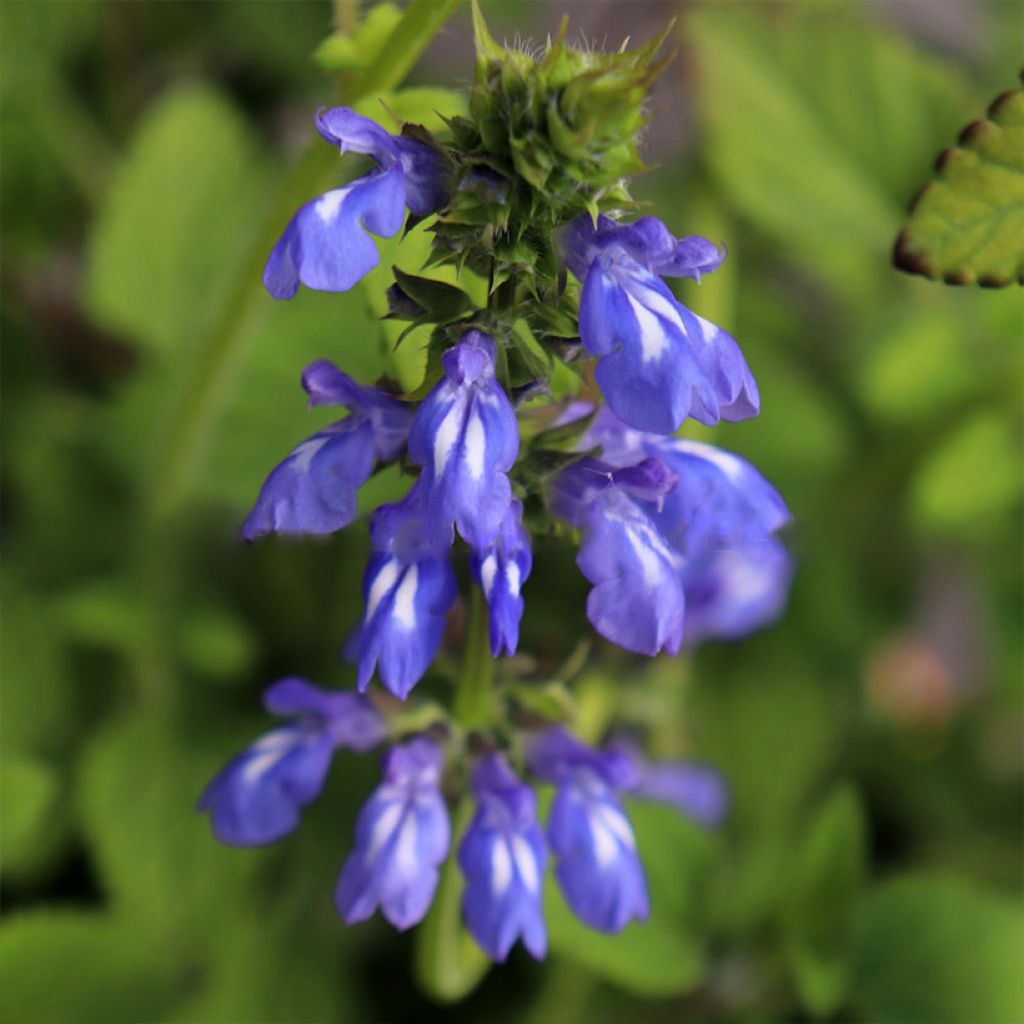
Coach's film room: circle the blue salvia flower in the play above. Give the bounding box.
[243,359,412,539]
[610,737,730,827]
[527,728,649,933]
[562,214,758,435]
[469,499,532,657]
[552,407,791,651]
[351,479,458,699]
[407,330,519,550]
[680,538,793,645]
[552,456,686,656]
[264,108,448,299]
[458,752,547,961]
[197,677,387,846]
[335,738,450,930]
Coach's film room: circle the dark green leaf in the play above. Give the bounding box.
[783,785,867,1018]
[852,873,1024,1023]
[389,266,476,322]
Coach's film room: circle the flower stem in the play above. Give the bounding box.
[453,587,494,728]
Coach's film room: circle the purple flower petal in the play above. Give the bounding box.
[459,753,547,961]
[408,331,519,549]
[335,738,450,930]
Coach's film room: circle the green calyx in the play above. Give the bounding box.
[467,0,670,203]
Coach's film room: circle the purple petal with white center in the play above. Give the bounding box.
[470,500,532,657]
[547,767,649,933]
[407,331,519,549]
[263,165,406,300]
[197,677,386,846]
[242,362,412,540]
[335,738,450,931]
[242,419,375,539]
[579,258,720,434]
[554,458,684,656]
[353,551,457,699]
[681,538,793,645]
[458,753,547,961]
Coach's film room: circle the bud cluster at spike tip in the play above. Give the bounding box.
[200,3,794,966]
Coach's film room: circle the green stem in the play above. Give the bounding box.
[452,587,494,728]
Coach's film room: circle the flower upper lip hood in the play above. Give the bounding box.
[263,107,449,301]
[561,214,726,283]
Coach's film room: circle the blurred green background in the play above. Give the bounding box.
[2,1,1022,1021]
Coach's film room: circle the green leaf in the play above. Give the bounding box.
[688,7,970,296]
[314,2,403,73]
[911,410,1023,533]
[389,266,476,321]
[852,873,1024,1023]
[76,715,263,936]
[83,83,268,352]
[783,785,867,1018]
[895,83,1024,286]
[0,912,184,1023]
[0,754,59,875]
[545,800,711,996]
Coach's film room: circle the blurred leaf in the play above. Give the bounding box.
[0,577,71,757]
[77,714,262,937]
[911,410,1023,533]
[856,305,978,423]
[315,2,404,72]
[783,785,867,1018]
[544,799,709,996]
[693,664,842,932]
[0,754,59,875]
[83,83,268,351]
[852,873,1024,1023]
[0,911,184,1024]
[415,800,492,1002]
[688,7,969,295]
[895,84,1024,287]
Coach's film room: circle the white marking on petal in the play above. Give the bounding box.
[315,186,352,224]
[433,405,463,477]
[590,814,620,868]
[480,554,498,597]
[366,558,400,622]
[366,801,404,861]
[393,811,419,877]
[511,835,538,893]
[634,283,686,331]
[290,435,330,474]
[491,839,513,896]
[627,523,665,586]
[505,561,521,597]
[626,292,671,364]
[463,411,487,481]
[240,730,297,787]
[392,564,419,631]
[594,802,636,850]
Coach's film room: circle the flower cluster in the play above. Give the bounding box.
[201,5,792,970]
[200,680,727,960]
